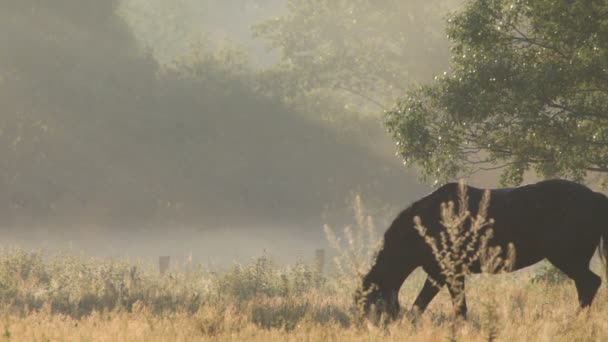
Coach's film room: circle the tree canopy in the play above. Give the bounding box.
[0,0,428,227]
[385,0,608,185]
[254,0,457,112]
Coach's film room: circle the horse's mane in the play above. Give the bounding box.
[367,193,431,271]
[368,183,468,270]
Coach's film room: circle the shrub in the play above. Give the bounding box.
[530,263,569,285]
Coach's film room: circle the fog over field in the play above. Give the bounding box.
[0,0,478,264]
[3,2,608,340]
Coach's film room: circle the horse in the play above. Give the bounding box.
[357,179,608,319]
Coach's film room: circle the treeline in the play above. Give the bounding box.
[0,0,454,228]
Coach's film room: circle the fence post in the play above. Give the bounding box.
[185,252,193,274]
[314,248,325,274]
[159,256,170,276]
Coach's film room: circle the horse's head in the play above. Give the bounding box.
[355,209,424,321]
[356,274,400,321]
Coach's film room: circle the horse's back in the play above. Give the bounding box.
[423,180,606,269]
[488,180,605,267]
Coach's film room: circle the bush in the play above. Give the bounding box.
[530,264,569,285]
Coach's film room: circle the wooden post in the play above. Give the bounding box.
[314,248,325,274]
[159,256,170,276]
[185,252,193,274]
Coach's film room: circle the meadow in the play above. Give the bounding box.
[0,195,607,341]
[0,249,605,341]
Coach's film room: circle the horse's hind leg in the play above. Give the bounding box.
[547,256,601,308]
[572,269,600,308]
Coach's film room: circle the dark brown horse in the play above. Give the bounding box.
[358,179,608,319]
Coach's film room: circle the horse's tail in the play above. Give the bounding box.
[600,236,608,283]
[595,191,608,282]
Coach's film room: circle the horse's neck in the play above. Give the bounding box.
[367,256,415,291]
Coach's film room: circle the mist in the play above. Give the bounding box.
[0,0,463,264]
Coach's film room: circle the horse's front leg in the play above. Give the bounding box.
[411,277,442,316]
[447,276,467,319]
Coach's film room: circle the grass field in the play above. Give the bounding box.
[1,195,607,341]
[0,246,605,341]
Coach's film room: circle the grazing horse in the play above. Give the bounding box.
[357,179,608,319]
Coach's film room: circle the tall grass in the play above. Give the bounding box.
[412,181,516,340]
[413,182,514,314]
[323,194,382,294]
[0,193,606,340]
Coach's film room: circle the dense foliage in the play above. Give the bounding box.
[0,0,427,227]
[254,0,458,112]
[385,0,608,185]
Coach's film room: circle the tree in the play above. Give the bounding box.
[385,0,608,185]
[254,0,458,113]
[0,0,429,227]
[121,0,285,66]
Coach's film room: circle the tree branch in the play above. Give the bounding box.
[333,85,388,111]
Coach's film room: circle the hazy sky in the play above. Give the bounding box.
[119,0,285,66]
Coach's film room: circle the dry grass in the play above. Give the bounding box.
[0,192,607,341]
[0,283,607,341]
[413,180,515,323]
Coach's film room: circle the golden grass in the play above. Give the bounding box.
[0,244,604,341]
[0,278,606,341]
[1,191,607,341]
